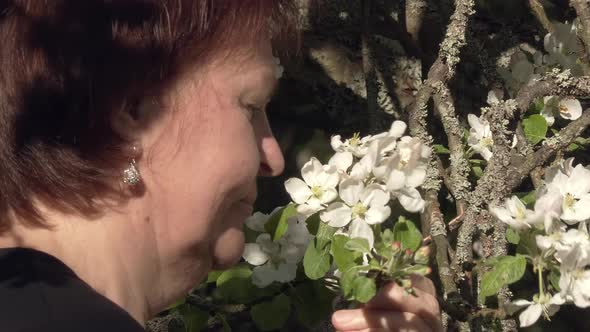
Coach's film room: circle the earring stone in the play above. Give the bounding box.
[122,160,141,185]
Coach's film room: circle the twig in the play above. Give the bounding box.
[405,0,428,45]
[528,0,554,33]
[571,0,590,62]
[361,0,380,133]
[431,81,472,202]
[516,70,590,113]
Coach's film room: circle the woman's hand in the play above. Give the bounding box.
[332,275,442,332]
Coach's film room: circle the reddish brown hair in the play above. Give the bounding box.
[0,0,298,232]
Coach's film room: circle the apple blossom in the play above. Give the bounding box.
[242,218,311,287]
[320,179,390,247]
[506,294,563,328]
[331,133,374,158]
[284,157,339,216]
[489,196,539,231]
[541,96,582,126]
[556,243,590,308]
[467,113,494,161]
[545,163,590,223]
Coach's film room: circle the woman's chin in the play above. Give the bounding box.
[210,225,245,270]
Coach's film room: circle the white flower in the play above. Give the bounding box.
[557,243,590,308]
[284,157,339,216]
[245,208,282,232]
[467,114,494,161]
[532,190,564,233]
[331,133,374,158]
[489,196,539,231]
[242,218,311,287]
[545,157,575,183]
[321,179,391,227]
[546,164,590,224]
[320,179,390,248]
[506,294,563,328]
[328,151,353,174]
[536,228,589,257]
[541,96,582,125]
[393,187,426,213]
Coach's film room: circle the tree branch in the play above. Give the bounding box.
[528,0,554,33]
[571,0,590,61]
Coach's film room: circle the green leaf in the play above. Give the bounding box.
[472,166,483,178]
[340,267,359,298]
[352,276,376,303]
[264,204,297,241]
[316,221,337,249]
[393,217,422,252]
[216,265,258,304]
[381,229,394,246]
[523,114,548,145]
[506,228,520,245]
[548,268,561,292]
[290,280,336,329]
[516,231,539,256]
[344,238,370,254]
[515,191,536,207]
[433,144,451,154]
[178,304,209,332]
[303,241,331,280]
[250,294,291,331]
[331,235,361,271]
[480,255,527,298]
[305,212,320,235]
[206,271,223,283]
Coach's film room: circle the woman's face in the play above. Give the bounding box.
[137,37,284,277]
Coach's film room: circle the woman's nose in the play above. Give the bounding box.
[256,115,284,177]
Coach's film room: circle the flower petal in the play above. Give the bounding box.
[320,202,352,227]
[302,157,323,186]
[559,98,583,121]
[397,188,425,213]
[365,205,391,225]
[242,243,270,266]
[339,178,364,206]
[274,263,298,283]
[388,121,407,137]
[252,264,277,287]
[245,212,269,232]
[519,303,542,328]
[329,151,353,172]
[284,178,312,204]
[562,194,590,223]
[386,169,406,191]
[349,219,374,249]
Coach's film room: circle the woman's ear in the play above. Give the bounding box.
[111,97,161,140]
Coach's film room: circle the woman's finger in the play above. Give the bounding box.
[364,281,440,320]
[332,309,432,332]
[408,274,436,296]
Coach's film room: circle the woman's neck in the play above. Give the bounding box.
[0,207,171,326]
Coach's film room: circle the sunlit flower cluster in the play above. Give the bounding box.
[285,121,430,248]
[490,158,590,327]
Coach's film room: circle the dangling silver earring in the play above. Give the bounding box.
[122,146,142,186]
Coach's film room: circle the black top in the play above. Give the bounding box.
[0,247,145,332]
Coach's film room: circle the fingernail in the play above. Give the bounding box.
[332,310,354,325]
